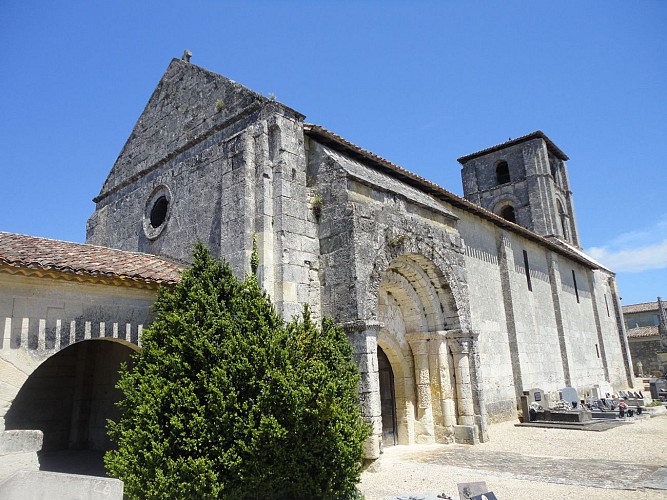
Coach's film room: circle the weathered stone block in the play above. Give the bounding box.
[0,470,123,500]
[453,424,479,445]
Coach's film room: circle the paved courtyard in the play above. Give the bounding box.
[359,412,667,499]
[35,411,667,499]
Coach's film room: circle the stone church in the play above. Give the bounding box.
[1,57,634,463]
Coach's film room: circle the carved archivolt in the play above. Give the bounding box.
[364,229,471,332]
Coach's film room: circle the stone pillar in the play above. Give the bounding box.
[546,252,572,386]
[468,330,490,443]
[496,232,526,404]
[343,319,382,459]
[608,277,635,387]
[433,331,456,443]
[446,329,479,444]
[406,332,435,444]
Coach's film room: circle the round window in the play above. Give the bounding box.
[143,185,172,240]
[150,196,169,228]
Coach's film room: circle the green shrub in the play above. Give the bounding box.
[105,243,368,499]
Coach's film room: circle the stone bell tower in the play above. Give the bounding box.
[458,131,580,248]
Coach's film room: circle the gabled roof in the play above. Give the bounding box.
[95,58,303,204]
[303,125,606,272]
[0,231,183,288]
[457,130,569,163]
[626,325,659,338]
[622,301,659,314]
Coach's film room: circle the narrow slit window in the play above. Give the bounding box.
[572,270,580,303]
[604,294,610,317]
[523,250,532,292]
[595,344,600,358]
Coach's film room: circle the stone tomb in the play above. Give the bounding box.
[527,387,548,408]
[561,387,580,408]
[521,386,594,424]
[458,481,490,499]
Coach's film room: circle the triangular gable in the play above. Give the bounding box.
[94,59,268,201]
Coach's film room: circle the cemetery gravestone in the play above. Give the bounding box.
[561,386,579,408]
[528,387,548,408]
[457,481,488,499]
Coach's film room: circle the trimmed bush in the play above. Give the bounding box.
[105,243,368,499]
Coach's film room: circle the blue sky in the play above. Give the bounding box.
[1,2,665,305]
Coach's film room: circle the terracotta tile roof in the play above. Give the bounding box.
[0,231,183,287]
[622,301,659,314]
[626,325,659,338]
[456,130,569,163]
[303,124,607,273]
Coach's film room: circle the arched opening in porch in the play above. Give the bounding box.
[4,338,137,475]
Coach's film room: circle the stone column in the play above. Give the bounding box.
[433,331,456,442]
[496,232,525,404]
[446,329,479,444]
[406,332,435,444]
[608,277,635,387]
[343,319,382,459]
[468,330,490,443]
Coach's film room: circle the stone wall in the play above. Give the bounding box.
[457,212,516,422]
[308,140,480,448]
[306,132,633,437]
[0,273,153,431]
[629,336,662,376]
[87,59,320,320]
[452,206,631,419]
[0,471,123,500]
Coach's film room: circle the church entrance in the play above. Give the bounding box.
[378,346,397,447]
[374,251,464,445]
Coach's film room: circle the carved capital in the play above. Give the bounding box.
[445,329,479,355]
[405,331,432,354]
[341,319,383,333]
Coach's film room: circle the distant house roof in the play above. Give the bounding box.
[626,325,659,339]
[303,124,607,273]
[622,301,659,314]
[0,231,183,288]
[456,131,569,163]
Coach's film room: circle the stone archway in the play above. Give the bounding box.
[347,232,487,454]
[376,253,461,444]
[5,338,137,456]
[363,232,471,331]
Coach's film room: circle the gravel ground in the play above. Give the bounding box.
[358,411,667,500]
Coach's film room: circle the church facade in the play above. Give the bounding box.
[84,58,634,456]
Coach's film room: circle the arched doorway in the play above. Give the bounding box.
[4,338,136,475]
[376,252,461,444]
[378,346,397,447]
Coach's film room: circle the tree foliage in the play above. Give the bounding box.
[105,243,369,499]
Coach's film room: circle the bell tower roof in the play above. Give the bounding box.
[457,130,569,164]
